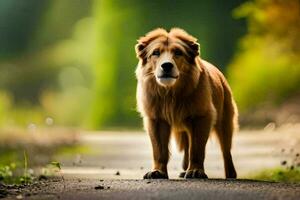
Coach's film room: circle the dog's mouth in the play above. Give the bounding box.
[157,74,179,79]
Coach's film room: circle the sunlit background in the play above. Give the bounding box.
[0,0,300,182]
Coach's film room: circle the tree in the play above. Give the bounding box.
[228,0,300,112]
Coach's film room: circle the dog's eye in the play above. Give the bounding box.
[152,50,160,56]
[174,49,183,56]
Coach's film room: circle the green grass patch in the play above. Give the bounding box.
[250,167,300,183]
[0,162,34,185]
[0,161,62,185]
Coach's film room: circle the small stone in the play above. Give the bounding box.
[94,185,104,190]
[115,171,120,176]
[0,189,8,198]
[16,194,23,199]
[38,175,48,181]
[281,160,287,166]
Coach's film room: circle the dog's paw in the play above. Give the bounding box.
[184,169,208,179]
[143,170,168,179]
[178,171,186,178]
[226,169,237,179]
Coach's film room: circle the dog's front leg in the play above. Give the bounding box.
[184,115,212,179]
[143,118,171,179]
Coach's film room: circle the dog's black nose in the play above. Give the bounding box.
[161,62,173,73]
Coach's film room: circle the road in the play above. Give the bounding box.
[2,125,300,199]
[4,179,299,200]
[60,126,300,179]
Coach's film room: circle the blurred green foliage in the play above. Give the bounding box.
[0,0,93,127]
[5,0,300,128]
[3,0,300,128]
[0,0,246,129]
[0,0,49,58]
[228,0,300,112]
[89,1,139,128]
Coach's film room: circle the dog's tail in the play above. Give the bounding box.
[223,81,239,134]
[173,131,188,152]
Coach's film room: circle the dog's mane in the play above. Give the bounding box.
[138,28,168,44]
[169,28,198,44]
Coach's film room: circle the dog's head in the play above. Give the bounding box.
[135,28,200,87]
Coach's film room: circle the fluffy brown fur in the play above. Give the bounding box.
[135,28,238,179]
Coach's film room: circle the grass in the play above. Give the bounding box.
[0,161,62,185]
[0,127,79,185]
[19,151,34,185]
[0,151,37,185]
[249,146,300,183]
[250,167,300,183]
[0,163,34,185]
[0,127,79,166]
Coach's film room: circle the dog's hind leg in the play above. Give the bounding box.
[216,89,237,179]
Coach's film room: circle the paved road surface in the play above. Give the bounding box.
[3,125,300,199]
[59,126,300,179]
[4,179,300,200]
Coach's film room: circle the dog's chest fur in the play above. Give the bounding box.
[144,90,199,128]
[137,70,213,131]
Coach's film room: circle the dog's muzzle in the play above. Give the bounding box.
[157,62,178,79]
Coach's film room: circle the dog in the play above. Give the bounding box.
[135,28,238,179]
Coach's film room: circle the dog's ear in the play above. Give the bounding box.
[135,28,168,61]
[170,28,200,59]
[135,39,150,66]
[186,40,200,58]
[135,40,147,60]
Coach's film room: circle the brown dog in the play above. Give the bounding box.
[135,28,238,179]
